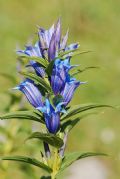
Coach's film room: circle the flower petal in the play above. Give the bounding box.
[60,30,69,50]
[44,112,60,134]
[29,61,45,78]
[61,80,80,106]
[15,79,43,108]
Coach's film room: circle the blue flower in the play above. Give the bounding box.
[50,58,73,95]
[14,79,64,134]
[17,42,42,57]
[37,99,64,134]
[13,79,44,108]
[28,61,45,78]
[15,19,84,134]
[60,76,84,106]
[17,19,79,63]
[17,44,45,78]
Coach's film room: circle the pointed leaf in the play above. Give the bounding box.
[61,104,113,121]
[71,66,100,77]
[59,48,79,58]
[19,55,48,68]
[61,117,81,132]
[0,110,44,123]
[27,132,64,148]
[69,50,92,58]
[60,152,107,172]
[1,156,52,173]
[45,59,55,76]
[59,50,91,59]
[61,112,97,132]
[20,71,52,92]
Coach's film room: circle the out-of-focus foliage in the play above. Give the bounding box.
[0,0,120,178]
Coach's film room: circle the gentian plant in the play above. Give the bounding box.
[0,19,111,179]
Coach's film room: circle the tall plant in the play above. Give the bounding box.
[0,19,111,179]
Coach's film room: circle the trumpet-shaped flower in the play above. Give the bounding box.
[60,75,83,106]
[14,79,64,134]
[38,99,60,133]
[17,19,79,64]
[50,58,75,95]
[14,79,43,108]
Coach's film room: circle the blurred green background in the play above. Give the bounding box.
[0,0,120,178]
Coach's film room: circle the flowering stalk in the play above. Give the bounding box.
[0,18,110,179]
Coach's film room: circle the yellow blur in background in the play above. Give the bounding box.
[0,0,120,178]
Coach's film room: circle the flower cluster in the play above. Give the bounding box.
[1,18,109,179]
[15,19,83,134]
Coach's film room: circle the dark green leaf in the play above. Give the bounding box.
[45,59,55,76]
[58,48,79,58]
[1,156,52,173]
[61,117,81,132]
[61,104,113,121]
[61,112,97,132]
[69,50,92,58]
[19,55,48,68]
[71,66,100,77]
[26,132,64,148]
[59,50,91,60]
[20,72,52,92]
[60,152,107,172]
[52,95,63,106]
[0,110,44,123]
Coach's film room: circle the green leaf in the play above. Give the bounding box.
[59,50,91,60]
[20,72,52,92]
[69,50,92,58]
[0,110,44,123]
[60,152,107,172]
[52,95,63,106]
[61,104,113,121]
[45,59,55,76]
[19,55,48,68]
[1,156,52,173]
[26,132,64,148]
[71,66,100,77]
[61,117,81,132]
[58,47,79,58]
[61,112,97,132]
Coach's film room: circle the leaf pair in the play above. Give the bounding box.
[1,152,107,176]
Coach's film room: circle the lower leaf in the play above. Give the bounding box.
[60,152,107,172]
[1,156,52,173]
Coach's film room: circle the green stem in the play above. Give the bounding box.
[51,173,56,179]
[51,148,60,179]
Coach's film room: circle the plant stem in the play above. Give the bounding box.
[51,148,59,179]
[51,173,56,179]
